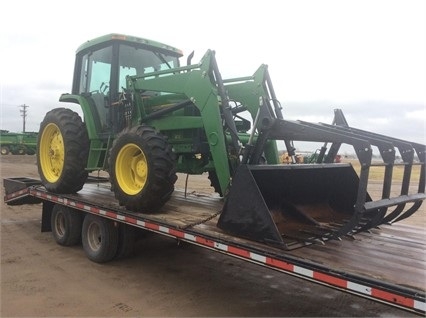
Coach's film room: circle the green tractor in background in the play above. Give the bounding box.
[1,130,38,155]
[37,34,425,249]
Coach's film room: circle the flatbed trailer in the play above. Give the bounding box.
[3,177,425,315]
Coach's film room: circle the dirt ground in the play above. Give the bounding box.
[1,155,424,317]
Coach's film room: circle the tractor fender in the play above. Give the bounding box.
[59,93,97,139]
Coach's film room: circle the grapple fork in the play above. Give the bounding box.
[217,107,425,249]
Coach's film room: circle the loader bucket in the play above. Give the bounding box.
[217,163,367,249]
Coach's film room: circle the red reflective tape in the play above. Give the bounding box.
[105,211,116,218]
[125,217,138,225]
[313,272,347,288]
[266,257,294,271]
[76,202,85,209]
[196,237,215,247]
[146,222,160,231]
[372,288,414,307]
[228,246,251,258]
[90,207,99,213]
[169,228,185,238]
[5,191,23,200]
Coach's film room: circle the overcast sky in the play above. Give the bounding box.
[1,0,424,153]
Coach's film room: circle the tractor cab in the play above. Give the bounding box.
[71,34,183,134]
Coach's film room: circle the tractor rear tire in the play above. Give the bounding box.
[109,126,177,212]
[37,108,89,193]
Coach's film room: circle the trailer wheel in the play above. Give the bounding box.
[37,108,89,193]
[109,126,177,212]
[1,146,10,155]
[82,214,118,263]
[51,204,82,246]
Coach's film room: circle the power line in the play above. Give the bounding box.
[19,104,29,133]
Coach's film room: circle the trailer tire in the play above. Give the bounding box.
[51,205,82,246]
[115,223,136,260]
[109,126,177,212]
[82,214,118,263]
[37,108,89,193]
[1,146,10,155]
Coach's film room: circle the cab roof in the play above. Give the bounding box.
[76,33,183,56]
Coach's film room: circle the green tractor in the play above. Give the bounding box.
[1,130,38,155]
[37,34,425,249]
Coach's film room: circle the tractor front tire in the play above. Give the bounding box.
[109,126,177,212]
[37,108,89,193]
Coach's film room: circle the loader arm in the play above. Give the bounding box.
[224,65,286,164]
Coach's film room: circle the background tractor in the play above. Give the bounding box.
[1,130,38,155]
[37,34,425,249]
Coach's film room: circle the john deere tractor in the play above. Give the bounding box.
[37,34,425,249]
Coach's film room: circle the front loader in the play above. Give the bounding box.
[37,33,425,249]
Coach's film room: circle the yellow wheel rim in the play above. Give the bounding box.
[116,143,148,195]
[39,123,64,183]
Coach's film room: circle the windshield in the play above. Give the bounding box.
[118,44,180,90]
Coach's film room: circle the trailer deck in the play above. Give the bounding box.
[3,177,425,315]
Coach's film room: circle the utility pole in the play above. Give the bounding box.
[19,104,29,133]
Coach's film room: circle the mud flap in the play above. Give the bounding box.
[217,164,364,249]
